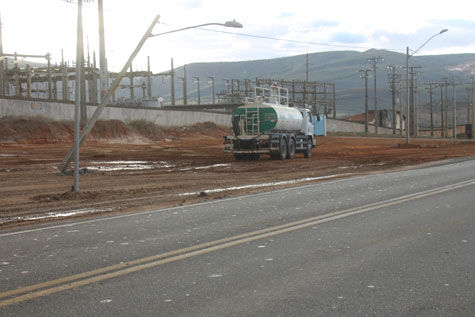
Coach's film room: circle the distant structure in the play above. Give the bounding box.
[346,110,405,131]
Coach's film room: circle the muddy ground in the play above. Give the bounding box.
[1,118,475,229]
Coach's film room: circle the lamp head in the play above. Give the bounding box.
[224,20,243,28]
[440,29,448,34]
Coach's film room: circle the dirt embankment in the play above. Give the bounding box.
[0,117,228,144]
[1,117,475,229]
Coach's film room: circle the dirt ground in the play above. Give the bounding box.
[1,118,475,229]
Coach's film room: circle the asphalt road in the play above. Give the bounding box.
[1,158,475,316]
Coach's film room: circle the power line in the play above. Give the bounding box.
[158,22,406,52]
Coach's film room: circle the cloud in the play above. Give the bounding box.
[329,32,367,44]
[180,0,203,9]
[432,19,475,29]
[310,20,339,29]
[279,12,294,18]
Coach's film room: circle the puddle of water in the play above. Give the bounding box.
[179,173,352,196]
[179,163,231,171]
[0,207,116,225]
[87,161,174,171]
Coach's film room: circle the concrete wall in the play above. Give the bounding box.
[0,98,231,127]
[1,98,400,135]
[327,118,395,134]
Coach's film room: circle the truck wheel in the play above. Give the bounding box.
[304,140,313,158]
[250,154,260,160]
[287,138,296,159]
[279,137,287,160]
[234,153,244,160]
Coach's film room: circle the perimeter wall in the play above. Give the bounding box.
[0,98,398,134]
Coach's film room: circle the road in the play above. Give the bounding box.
[1,158,474,316]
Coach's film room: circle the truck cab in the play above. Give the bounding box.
[299,108,315,137]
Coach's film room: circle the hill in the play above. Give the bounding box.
[146,49,475,117]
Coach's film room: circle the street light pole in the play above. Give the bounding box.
[60,16,243,175]
[405,29,447,144]
[149,20,242,38]
[208,77,215,104]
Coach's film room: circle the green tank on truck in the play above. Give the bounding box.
[224,84,317,161]
[232,104,303,135]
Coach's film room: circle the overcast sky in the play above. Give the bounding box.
[1,0,474,73]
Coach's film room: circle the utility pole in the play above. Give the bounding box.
[444,77,449,137]
[410,68,415,136]
[170,58,175,106]
[98,0,108,101]
[472,76,475,139]
[80,45,87,123]
[426,83,435,137]
[59,14,162,174]
[368,56,383,134]
[399,80,404,135]
[439,83,445,137]
[147,56,152,98]
[0,15,4,97]
[388,65,400,134]
[359,69,372,133]
[409,66,421,137]
[183,64,187,105]
[452,78,457,138]
[208,77,215,104]
[306,53,309,82]
[323,83,327,116]
[466,87,471,125]
[193,77,200,104]
[178,77,185,105]
[47,53,52,99]
[73,0,84,192]
[129,65,134,99]
[414,77,419,137]
[332,83,336,119]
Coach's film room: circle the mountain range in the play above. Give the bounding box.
[147,49,475,117]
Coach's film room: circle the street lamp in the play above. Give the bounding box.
[192,77,200,105]
[405,29,448,144]
[208,77,215,104]
[150,20,242,38]
[60,13,243,187]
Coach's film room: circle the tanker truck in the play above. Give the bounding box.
[224,84,318,160]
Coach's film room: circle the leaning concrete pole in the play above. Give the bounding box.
[59,14,161,173]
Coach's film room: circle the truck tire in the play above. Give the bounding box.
[287,137,296,159]
[303,139,313,158]
[234,153,245,160]
[279,137,287,160]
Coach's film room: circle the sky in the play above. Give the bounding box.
[1,0,475,73]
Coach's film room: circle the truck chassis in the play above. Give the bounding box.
[224,132,314,160]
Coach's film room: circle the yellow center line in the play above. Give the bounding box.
[1,179,474,308]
